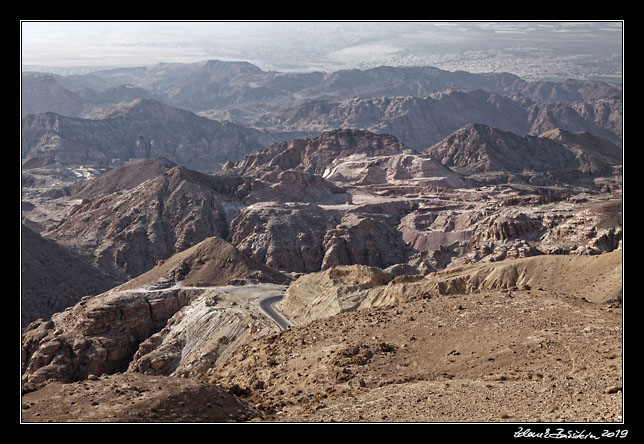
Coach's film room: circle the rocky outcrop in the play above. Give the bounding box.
[482,213,543,241]
[21,287,195,390]
[230,199,415,275]
[321,212,411,270]
[223,129,413,176]
[126,297,243,377]
[125,284,283,378]
[397,209,477,265]
[322,152,471,189]
[246,169,349,204]
[229,202,339,273]
[224,128,471,197]
[280,265,396,324]
[537,202,623,255]
[281,250,623,325]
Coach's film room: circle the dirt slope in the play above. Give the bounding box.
[201,251,622,422]
[21,373,256,423]
[21,251,623,423]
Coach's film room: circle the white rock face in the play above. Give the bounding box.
[322,153,470,189]
[127,284,288,377]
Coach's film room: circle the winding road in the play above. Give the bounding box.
[123,282,295,330]
[258,294,295,330]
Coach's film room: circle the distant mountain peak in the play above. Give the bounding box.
[425,122,621,180]
[201,59,263,75]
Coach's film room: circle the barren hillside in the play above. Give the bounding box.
[204,251,623,422]
[22,251,622,423]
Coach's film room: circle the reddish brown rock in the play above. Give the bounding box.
[230,202,339,273]
[43,166,237,279]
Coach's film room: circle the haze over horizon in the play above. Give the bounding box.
[21,20,623,83]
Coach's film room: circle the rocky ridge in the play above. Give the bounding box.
[224,128,413,177]
[42,166,236,280]
[424,123,622,186]
[252,89,622,149]
[21,98,286,172]
[202,251,622,422]
[280,250,623,325]
[21,72,105,118]
[28,61,621,121]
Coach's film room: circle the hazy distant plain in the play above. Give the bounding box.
[21,21,623,83]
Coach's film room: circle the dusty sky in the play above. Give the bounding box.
[20,21,623,79]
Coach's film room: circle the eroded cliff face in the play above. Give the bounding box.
[280,265,396,324]
[228,200,414,275]
[229,202,339,273]
[21,287,195,389]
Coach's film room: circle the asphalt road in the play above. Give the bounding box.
[258,294,294,330]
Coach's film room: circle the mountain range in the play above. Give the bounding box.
[27,60,621,118]
[21,59,623,423]
[254,89,622,149]
[21,98,293,172]
[28,126,621,291]
[22,61,622,175]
